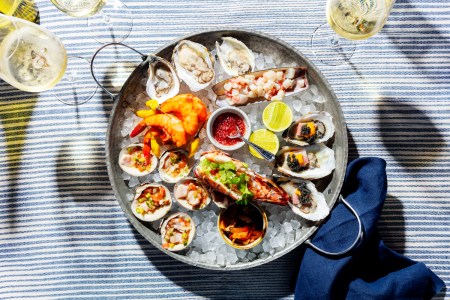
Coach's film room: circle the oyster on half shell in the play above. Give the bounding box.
[216,37,255,76]
[172,40,215,91]
[276,178,330,221]
[146,56,180,104]
[275,144,335,179]
[283,111,335,146]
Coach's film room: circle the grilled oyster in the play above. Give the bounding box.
[216,37,255,76]
[172,40,215,91]
[275,144,335,179]
[283,111,335,146]
[146,56,180,104]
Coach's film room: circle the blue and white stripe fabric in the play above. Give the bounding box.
[1,0,449,298]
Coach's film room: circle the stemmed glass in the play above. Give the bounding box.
[311,0,395,66]
[50,0,133,104]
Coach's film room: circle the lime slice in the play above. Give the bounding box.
[262,101,293,132]
[248,129,280,159]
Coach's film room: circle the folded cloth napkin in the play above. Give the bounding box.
[295,157,444,300]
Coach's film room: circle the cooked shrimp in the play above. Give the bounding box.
[143,114,187,147]
[160,94,208,135]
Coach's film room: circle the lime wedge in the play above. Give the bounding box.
[248,129,280,159]
[262,101,293,132]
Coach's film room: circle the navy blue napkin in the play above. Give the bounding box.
[295,157,444,299]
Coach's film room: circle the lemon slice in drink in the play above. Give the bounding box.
[262,101,293,132]
[248,129,280,159]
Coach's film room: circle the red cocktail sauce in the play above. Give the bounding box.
[212,112,246,146]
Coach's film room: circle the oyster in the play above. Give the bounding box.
[160,212,195,252]
[275,144,335,179]
[216,37,255,76]
[283,111,335,146]
[276,178,330,221]
[146,56,180,104]
[174,177,211,210]
[158,149,191,183]
[213,67,308,106]
[118,143,158,177]
[131,183,172,222]
[194,151,289,205]
[172,40,215,91]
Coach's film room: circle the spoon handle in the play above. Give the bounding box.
[242,138,276,162]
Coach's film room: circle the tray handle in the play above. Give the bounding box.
[90,42,148,99]
[304,195,363,256]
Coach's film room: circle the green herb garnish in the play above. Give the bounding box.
[199,158,254,205]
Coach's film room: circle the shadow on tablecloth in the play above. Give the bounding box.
[377,98,444,168]
[0,87,38,227]
[132,228,306,299]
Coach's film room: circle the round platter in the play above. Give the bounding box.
[106,29,348,270]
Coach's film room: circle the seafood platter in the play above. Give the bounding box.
[104,30,348,270]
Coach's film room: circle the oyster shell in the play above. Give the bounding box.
[277,178,329,221]
[216,37,255,76]
[172,40,215,91]
[118,143,158,177]
[275,144,335,179]
[283,111,335,146]
[213,67,308,106]
[131,183,172,222]
[211,190,230,209]
[158,149,191,183]
[146,56,180,104]
[174,177,211,210]
[160,212,195,252]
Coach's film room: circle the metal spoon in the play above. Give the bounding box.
[228,125,276,163]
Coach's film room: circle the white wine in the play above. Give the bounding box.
[0,16,67,92]
[327,0,394,40]
[51,0,107,18]
[0,0,39,23]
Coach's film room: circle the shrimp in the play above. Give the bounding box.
[160,94,208,135]
[142,114,187,147]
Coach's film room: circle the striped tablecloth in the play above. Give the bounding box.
[1,0,449,298]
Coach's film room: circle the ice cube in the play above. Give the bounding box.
[293,100,302,112]
[312,95,325,104]
[217,253,225,266]
[122,172,131,181]
[287,233,295,244]
[310,84,319,95]
[153,174,162,183]
[283,222,293,233]
[300,92,312,102]
[190,251,200,261]
[236,250,246,259]
[269,237,278,248]
[128,176,139,187]
[291,219,301,229]
[295,229,303,240]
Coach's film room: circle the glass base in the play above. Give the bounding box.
[53,56,97,105]
[87,0,133,44]
[311,23,356,66]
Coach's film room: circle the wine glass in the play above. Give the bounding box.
[50,0,133,44]
[0,14,67,93]
[311,0,395,66]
